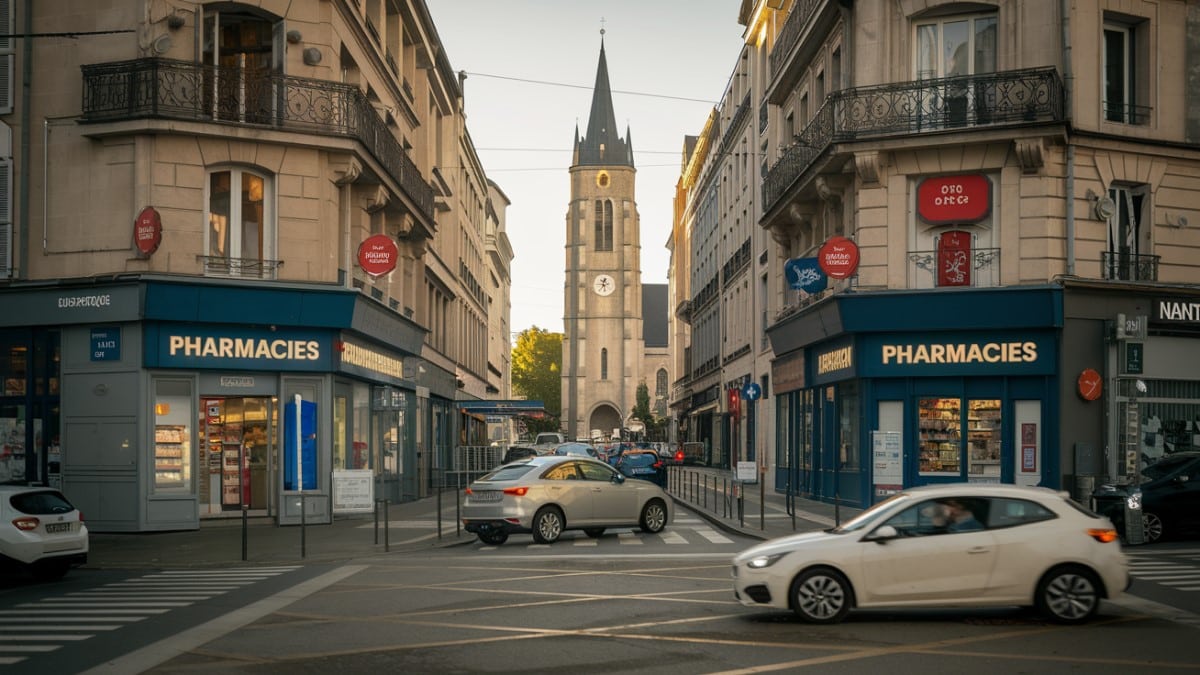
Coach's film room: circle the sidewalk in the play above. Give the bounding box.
[85,468,861,569]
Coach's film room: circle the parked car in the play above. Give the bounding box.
[553,442,598,458]
[461,455,671,545]
[532,432,566,455]
[501,445,538,465]
[1091,451,1200,543]
[0,486,89,581]
[614,450,667,487]
[732,484,1128,625]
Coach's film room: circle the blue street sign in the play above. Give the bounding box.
[742,382,762,401]
[784,257,827,293]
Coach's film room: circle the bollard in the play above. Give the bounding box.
[703,475,708,510]
[299,494,306,559]
[760,475,765,531]
[241,504,249,562]
[383,498,390,552]
[437,473,443,541]
[373,498,381,545]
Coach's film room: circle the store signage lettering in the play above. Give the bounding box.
[340,341,404,379]
[917,174,991,224]
[358,234,399,277]
[167,335,321,361]
[817,346,853,375]
[58,293,112,308]
[881,341,1038,365]
[133,206,163,256]
[817,236,860,279]
[1156,299,1200,323]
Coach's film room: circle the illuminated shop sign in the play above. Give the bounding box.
[917,174,991,224]
[145,325,331,371]
[811,338,856,385]
[860,333,1055,377]
[817,346,853,375]
[1153,297,1200,325]
[338,339,405,381]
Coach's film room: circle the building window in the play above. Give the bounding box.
[200,7,282,124]
[655,369,667,398]
[594,199,613,251]
[205,168,274,278]
[1103,18,1149,124]
[600,348,608,380]
[915,13,997,127]
[1105,184,1154,281]
[153,379,194,494]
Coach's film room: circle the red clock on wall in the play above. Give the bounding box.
[1077,368,1103,401]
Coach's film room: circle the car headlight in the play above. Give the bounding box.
[1126,492,1142,510]
[746,553,785,569]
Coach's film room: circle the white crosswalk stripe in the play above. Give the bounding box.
[479,525,739,550]
[1128,550,1200,592]
[0,566,299,667]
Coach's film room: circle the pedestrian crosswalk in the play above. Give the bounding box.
[475,518,737,549]
[1128,549,1200,592]
[0,566,299,667]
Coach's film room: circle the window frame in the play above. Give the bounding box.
[204,166,275,277]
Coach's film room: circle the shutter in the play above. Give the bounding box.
[0,160,10,277]
[0,0,11,115]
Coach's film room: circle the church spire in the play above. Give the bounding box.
[575,32,633,168]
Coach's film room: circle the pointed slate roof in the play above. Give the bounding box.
[575,38,634,168]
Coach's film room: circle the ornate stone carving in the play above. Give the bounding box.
[1014,138,1044,174]
[362,185,391,213]
[854,151,881,184]
[330,156,363,186]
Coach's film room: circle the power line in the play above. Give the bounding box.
[464,71,718,104]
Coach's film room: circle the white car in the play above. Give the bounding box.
[732,484,1129,624]
[0,486,89,580]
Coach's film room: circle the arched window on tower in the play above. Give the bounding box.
[600,348,608,380]
[656,369,667,398]
[594,199,613,251]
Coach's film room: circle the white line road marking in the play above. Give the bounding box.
[659,531,687,545]
[695,528,733,544]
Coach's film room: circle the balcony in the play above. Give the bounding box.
[197,256,284,280]
[80,58,433,221]
[907,247,1001,289]
[1101,251,1159,282]
[763,67,1064,213]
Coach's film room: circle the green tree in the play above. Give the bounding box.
[632,382,653,423]
[511,327,562,436]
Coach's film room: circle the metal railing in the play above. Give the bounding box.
[196,255,284,280]
[763,67,1064,212]
[1101,251,1160,282]
[80,58,434,220]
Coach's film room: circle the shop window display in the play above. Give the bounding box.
[153,380,193,493]
[919,398,961,475]
[967,399,1002,480]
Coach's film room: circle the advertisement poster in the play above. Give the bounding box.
[333,470,375,513]
[872,431,903,500]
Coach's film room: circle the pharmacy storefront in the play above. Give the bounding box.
[770,287,1061,508]
[0,278,439,532]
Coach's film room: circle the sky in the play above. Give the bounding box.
[424,1,748,338]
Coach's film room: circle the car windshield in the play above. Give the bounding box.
[830,493,911,533]
[555,443,593,455]
[478,464,538,482]
[1141,455,1193,482]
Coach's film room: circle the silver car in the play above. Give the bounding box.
[462,455,672,545]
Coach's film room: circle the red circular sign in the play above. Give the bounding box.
[133,206,163,256]
[817,236,860,279]
[358,234,399,276]
[917,174,991,224]
[1077,368,1103,401]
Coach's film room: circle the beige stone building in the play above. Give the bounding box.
[672,0,1200,509]
[562,38,669,441]
[0,0,511,531]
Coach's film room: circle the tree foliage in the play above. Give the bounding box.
[511,327,562,434]
[632,382,652,423]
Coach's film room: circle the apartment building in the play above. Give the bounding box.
[0,0,511,530]
[744,0,1200,508]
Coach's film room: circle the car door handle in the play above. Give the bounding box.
[967,546,991,554]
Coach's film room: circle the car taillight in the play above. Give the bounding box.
[1087,528,1119,543]
[464,488,475,495]
[13,517,39,531]
[653,461,663,469]
[503,487,529,497]
[674,450,684,462]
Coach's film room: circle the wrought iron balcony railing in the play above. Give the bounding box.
[770,0,824,78]
[1103,102,1152,125]
[763,67,1064,212]
[197,255,284,280]
[1101,251,1159,282]
[906,247,1001,289]
[80,58,433,220]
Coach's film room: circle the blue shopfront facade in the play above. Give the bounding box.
[768,286,1062,509]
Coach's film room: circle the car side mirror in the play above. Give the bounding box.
[866,525,899,543]
[612,473,625,484]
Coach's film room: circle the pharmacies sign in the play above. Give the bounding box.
[917,174,991,224]
[144,325,332,371]
[858,332,1056,377]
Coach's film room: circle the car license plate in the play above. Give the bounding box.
[471,490,502,503]
[44,522,72,534]
[632,468,654,474]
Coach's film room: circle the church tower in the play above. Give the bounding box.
[562,34,643,440]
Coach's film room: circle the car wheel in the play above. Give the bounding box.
[1036,565,1101,624]
[790,567,852,624]
[31,559,71,582]
[639,500,667,533]
[584,528,605,538]
[478,530,508,546]
[532,507,564,544]
[1143,512,1164,543]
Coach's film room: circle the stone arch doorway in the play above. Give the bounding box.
[588,404,621,440]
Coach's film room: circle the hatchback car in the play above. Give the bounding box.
[1092,451,1200,543]
[0,486,89,580]
[732,484,1128,624]
[462,455,671,545]
[614,450,667,487]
